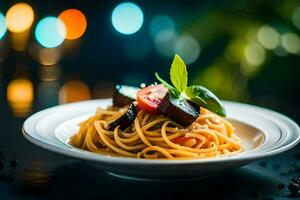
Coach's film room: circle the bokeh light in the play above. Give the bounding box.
[281,33,300,54]
[150,15,175,42]
[29,44,63,65]
[244,43,266,66]
[174,36,201,64]
[224,39,245,63]
[111,2,143,35]
[257,25,279,50]
[35,17,66,48]
[38,48,62,65]
[151,15,177,58]
[292,7,300,30]
[193,64,245,100]
[6,3,34,33]
[154,33,177,58]
[38,65,61,81]
[58,9,87,40]
[7,79,33,117]
[11,32,30,51]
[273,45,289,57]
[0,12,7,39]
[59,80,91,104]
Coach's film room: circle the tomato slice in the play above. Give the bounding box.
[137,84,168,114]
[172,137,192,145]
[172,137,197,147]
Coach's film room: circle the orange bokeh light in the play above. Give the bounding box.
[59,80,91,104]
[58,9,87,40]
[6,3,34,33]
[7,79,33,117]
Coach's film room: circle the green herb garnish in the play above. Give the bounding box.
[170,55,188,93]
[185,85,226,116]
[155,54,226,117]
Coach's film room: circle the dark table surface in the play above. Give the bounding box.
[0,99,300,200]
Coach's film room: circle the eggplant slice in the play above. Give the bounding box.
[108,103,138,131]
[158,93,199,127]
[113,85,139,107]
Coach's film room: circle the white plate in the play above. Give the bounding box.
[22,99,300,181]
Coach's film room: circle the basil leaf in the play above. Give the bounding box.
[170,54,188,92]
[155,72,180,98]
[185,85,226,116]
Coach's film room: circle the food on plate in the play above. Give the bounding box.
[108,103,138,131]
[158,92,199,127]
[69,55,243,159]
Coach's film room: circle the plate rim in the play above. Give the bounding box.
[22,99,300,165]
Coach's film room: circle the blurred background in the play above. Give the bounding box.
[0,0,299,123]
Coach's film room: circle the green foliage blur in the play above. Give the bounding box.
[179,0,300,122]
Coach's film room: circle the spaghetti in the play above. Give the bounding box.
[69,106,244,159]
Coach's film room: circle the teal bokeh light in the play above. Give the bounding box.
[35,17,66,48]
[150,15,175,40]
[0,12,7,40]
[111,2,143,35]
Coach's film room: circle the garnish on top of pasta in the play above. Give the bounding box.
[69,55,243,159]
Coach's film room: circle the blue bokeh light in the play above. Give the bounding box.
[111,2,143,35]
[150,15,175,41]
[0,12,7,40]
[35,17,66,48]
